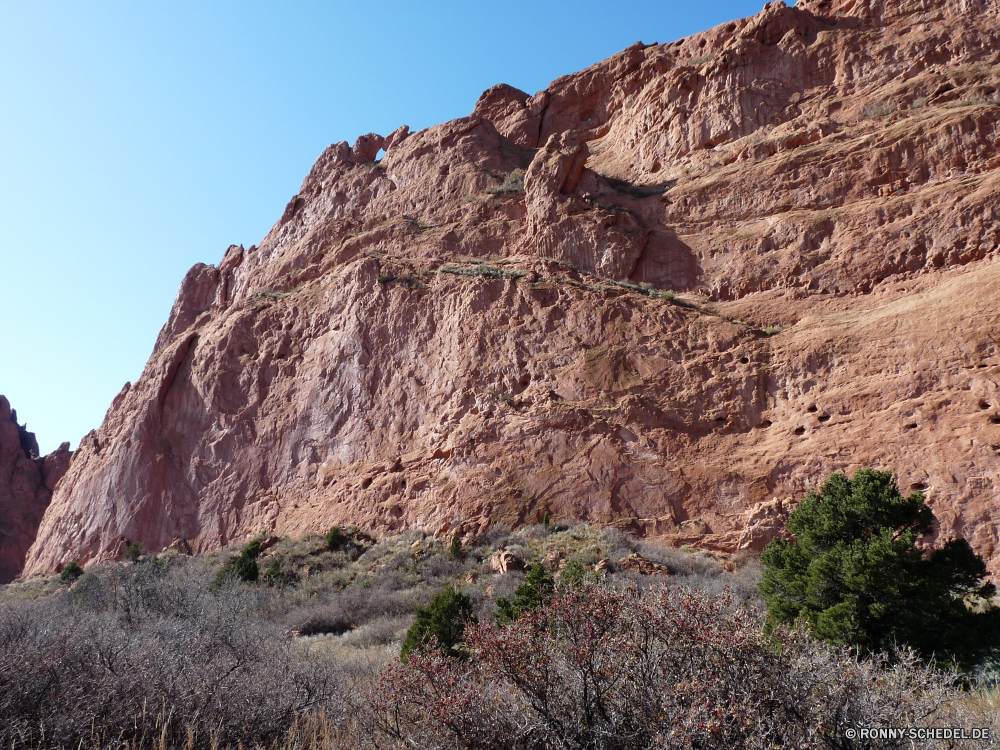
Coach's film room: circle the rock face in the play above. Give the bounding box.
[0,396,71,582]
[22,0,1000,575]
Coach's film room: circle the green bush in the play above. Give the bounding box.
[449,531,464,560]
[213,539,264,588]
[495,562,555,624]
[124,542,144,562]
[760,469,1000,670]
[325,525,347,551]
[400,585,477,660]
[561,558,586,588]
[264,558,280,580]
[59,561,84,584]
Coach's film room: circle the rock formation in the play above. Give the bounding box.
[22,0,1000,575]
[0,396,71,582]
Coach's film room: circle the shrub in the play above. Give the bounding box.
[400,585,477,660]
[440,263,526,281]
[760,469,1000,670]
[367,583,995,748]
[213,538,264,587]
[0,562,343,750]
[325,525,347,551]
[59,561,84,583]
[861,100,898,119]
[495,562,554,624]
[561,558,586,587]
[263,558,285,586]
[485,167,525,194]
[448,531,464,560]
[124,541,144,561]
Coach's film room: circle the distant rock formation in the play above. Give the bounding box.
[0,396,71,582]
[23,0,1000,575]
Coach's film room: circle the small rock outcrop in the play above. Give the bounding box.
[617,554,671,576]
[0,396,71,582]
[489,549,525,575]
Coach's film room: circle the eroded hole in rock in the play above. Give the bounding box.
[979,399,991,410]
[376,148,385,161]
[361,477,373,489]
[807,405,818,413]
[991,415,1000,424]
[910,482,928,492]
[904,423,918,430]
[794,426,806,435]
[759,420,772,429]
[715,416,727,423]
[818,414,831,423]
[740,356,750,364]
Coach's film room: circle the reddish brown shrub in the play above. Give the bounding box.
[363,584,996,749]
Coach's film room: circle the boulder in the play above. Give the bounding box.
[617,554,670,576]
[489,549,525,575]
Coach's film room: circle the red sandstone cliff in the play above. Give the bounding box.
[22,0,1000,575]
[0,397,71,582]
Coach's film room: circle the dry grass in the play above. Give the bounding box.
[6,522,988,748]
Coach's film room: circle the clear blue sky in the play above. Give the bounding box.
[1,1,767,454]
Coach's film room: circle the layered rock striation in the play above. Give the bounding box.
[23,0,1000,575]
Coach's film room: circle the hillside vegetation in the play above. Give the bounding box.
[1,522,996,749]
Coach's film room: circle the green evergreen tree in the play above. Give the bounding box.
[213,538,263,587]
[449,531,464,560]
[325,525,346,551]
[495,562,555,624]
[401,585,477,660]
[59,561,84,583]
[760,469,1000,670]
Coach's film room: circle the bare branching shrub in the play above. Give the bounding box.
[361,583,997,749]
[635,540,721,576]
[6,526,994,749]
[0,560,346,749]
[479,523,514,548]
[422,551,468,581]
[337,615,411,649]
[598,526,631,549]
